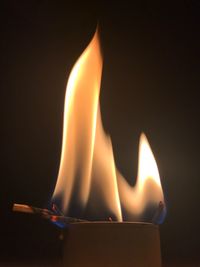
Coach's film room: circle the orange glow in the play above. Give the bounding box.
[52,30,165,222]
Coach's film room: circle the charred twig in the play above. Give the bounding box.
[12,203,87,224]
[13,203,53,216]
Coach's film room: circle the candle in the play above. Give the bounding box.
[49,28,166,267]
[62,222,161,267]
[11,208,162,267]
[12,27,166,267]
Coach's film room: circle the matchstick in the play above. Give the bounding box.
[12,203,87,224]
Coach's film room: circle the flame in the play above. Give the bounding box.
[52,29,165,223]
[52,30,122,221]
[117,133,165,221]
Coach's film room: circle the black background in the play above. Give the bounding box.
[1,0,200,265]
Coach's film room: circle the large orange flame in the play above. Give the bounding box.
[52,30,165,222]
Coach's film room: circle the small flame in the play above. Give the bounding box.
[138,133,162,191]
[117,133,165,222]
[52,29,166,223]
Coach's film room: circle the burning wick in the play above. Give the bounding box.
[12,201,165,226]
[152,201,166,224]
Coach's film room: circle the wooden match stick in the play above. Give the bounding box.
[12,203,87,224]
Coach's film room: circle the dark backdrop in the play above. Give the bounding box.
[1,0,200,265]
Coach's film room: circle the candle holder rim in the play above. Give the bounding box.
[67,221,159,229]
